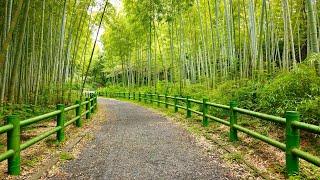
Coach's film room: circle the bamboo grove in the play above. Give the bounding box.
[99,0,320,91]
[0,0,112,106]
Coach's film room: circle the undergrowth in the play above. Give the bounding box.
[100,64,320,125]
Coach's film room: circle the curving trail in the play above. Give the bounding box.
[50,98,232,179]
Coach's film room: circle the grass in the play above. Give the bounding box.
[60,152,75,161]
[0,104,54,123]
[25,156,41,168]
[223,152,244,162]
[45,139,61,147]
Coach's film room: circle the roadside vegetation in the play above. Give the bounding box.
[100,60,320,125]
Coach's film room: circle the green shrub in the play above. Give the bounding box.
[257,65,320,123]
[297,96,320,124]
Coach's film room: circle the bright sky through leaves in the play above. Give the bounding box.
[90,0,122,51]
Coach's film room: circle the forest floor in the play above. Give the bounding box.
[46,98,257,179]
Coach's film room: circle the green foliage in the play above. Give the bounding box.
[257,65,320,123]
[101,64,320,124]
[298,97,320,124]
[0,104,53,124]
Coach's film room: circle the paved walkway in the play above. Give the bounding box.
[51,98,231,179]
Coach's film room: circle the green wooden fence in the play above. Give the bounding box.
[102,91,320,177]
[0,93,98,175]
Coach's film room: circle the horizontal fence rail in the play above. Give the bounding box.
[100,91,320,177]
[0,93,98,175]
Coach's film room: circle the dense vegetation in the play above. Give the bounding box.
[0,0,113,106]
[94,0,320,124]
[0,0,318,123]
[102,63,319,122]
[0,0,115,121]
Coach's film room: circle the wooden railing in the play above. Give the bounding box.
[0,93,98,175]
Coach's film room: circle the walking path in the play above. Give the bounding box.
[50,98,232,179]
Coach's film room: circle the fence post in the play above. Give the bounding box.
[150,94,153,104]
[94,94,97,111]
[285,111,300,177]
[128,92,131,100]
[229,101,238,141]
[93,94,96,112]
[202,98,208,126]
[165,94,168,108]
[186,96,191,118]
[90,95,95,114]
[144,94,147,103]
[56,104,65,142]
[133,92,136,100]
[139,92,141,101]
[7,115,21,175]
[174,95,178,112]
[95,94,98,110]
[86,97,91,119]
[76,100,82,127]
[157,94,160,107]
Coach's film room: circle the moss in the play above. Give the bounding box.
[223,152,243,162]
[60,152,75,161]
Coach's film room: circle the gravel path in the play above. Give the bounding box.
[52,98,232,179]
